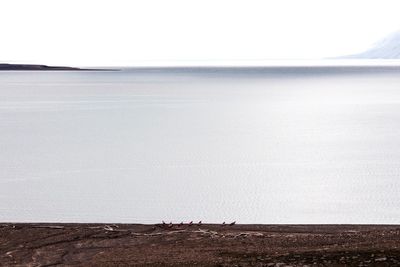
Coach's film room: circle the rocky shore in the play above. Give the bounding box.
[1,223,400,266]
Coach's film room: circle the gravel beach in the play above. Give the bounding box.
[1,223,400,266]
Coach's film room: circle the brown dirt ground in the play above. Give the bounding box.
[1,223,400,266]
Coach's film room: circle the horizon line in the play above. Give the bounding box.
[4,59,400,69]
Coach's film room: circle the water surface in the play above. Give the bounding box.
[1,67,400,223]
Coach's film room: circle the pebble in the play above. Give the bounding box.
[375,257,387,262]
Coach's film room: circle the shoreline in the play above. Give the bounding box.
[2,223,400,266]
[0,63,118,71]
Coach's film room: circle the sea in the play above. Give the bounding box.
[1,66,400,224]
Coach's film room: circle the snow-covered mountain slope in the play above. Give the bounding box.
[347,31,400,59]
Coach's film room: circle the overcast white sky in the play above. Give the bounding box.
[1,0,399,66]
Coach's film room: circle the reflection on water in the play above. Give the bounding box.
[1,68,400,223]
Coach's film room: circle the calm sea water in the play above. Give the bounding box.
[1,67,400,224]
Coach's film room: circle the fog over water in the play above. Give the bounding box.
[1,67,400,224]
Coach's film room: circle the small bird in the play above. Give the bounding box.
[168,222,173,228]
[188,221,193,226]
[162,221,166,225]
[222,222,226,226]
[198,221,202,226]
[179,222,184,226]
[229,221,236,226]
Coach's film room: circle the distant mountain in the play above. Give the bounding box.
[347,31,400,59]
[0,63,85,71]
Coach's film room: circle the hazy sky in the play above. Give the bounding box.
[1,0,400,66]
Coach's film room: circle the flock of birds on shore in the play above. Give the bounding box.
[158,221,236,229]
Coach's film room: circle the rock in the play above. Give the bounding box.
[375,257,387,262]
